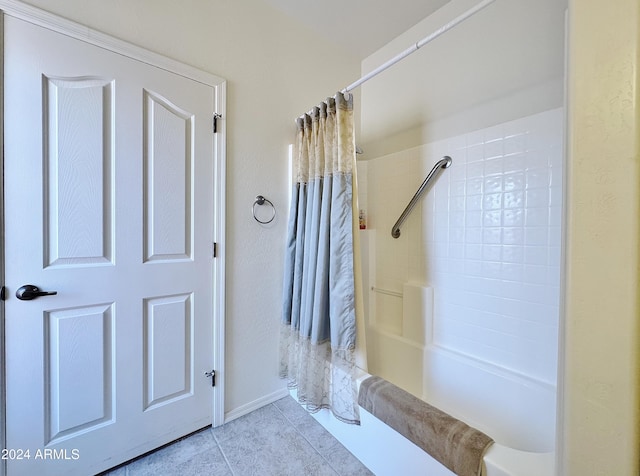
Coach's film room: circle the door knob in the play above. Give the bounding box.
[16,284,58,301]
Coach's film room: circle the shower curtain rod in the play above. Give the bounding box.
[341,0,497,95]
[296,0,497,121]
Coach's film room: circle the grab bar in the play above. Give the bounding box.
[371,286,403,298]
[391,156,452,238]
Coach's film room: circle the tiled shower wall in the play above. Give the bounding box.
[358,108,563,385]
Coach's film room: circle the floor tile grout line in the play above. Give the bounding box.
[210,427,238,476]
[118,426,229,476]
[115,399,364,476]
[272,400,342,476]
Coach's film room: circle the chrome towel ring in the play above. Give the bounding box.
[252,195,276,224]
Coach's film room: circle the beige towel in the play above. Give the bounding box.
[358,376,493,476]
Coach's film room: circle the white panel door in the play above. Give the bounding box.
[4,15,221,476]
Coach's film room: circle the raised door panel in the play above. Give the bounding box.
[143,294,193,410]
[143,90,194,262]
[44,304,115,444]
[43,76,114,268]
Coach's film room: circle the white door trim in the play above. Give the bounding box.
[0,3,226,475]
[0,0,223,88]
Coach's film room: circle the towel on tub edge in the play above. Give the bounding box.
[358,376,494,476]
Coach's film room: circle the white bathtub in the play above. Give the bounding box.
[294,345,556,476]
[340,274,558,475]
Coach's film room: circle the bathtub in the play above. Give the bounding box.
[292,345,556,476]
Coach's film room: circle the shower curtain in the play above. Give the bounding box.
[280,92,360,424]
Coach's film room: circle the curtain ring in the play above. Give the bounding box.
[252,195,276,224]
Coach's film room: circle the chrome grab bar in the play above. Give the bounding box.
[371,286,403,298]
[391,156,452,239]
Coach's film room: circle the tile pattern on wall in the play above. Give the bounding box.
[359,108,563,385]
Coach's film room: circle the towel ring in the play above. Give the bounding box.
[252,195,276,224]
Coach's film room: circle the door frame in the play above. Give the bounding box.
[0,2,227,474]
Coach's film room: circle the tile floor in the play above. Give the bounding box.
[103,396,373,476]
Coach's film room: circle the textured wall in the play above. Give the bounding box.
[16,0,359,415]
[359,0,567,158]
[561,0,640,473]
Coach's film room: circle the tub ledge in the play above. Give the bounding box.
[484,444,554,476]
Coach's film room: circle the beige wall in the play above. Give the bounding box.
[561,0,640,473]
[16,0,359,415]
[359,0,567,158]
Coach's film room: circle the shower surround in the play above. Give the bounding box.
[357,107,563,439]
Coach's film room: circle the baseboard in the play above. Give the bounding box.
[223,387,289,424]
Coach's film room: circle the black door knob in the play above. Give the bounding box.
[16,284,58,301]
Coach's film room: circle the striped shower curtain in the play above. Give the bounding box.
[280,92,360,424]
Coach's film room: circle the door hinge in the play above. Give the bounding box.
[0,286,6,301]
[205,370,216,387]
[212,242,218,258]
[213,113,222,133]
